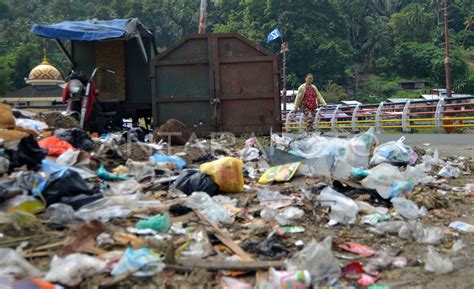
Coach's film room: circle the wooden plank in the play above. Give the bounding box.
[168,260,284,271]
[194,210,254,261]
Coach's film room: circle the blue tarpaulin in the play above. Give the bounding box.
[31,18,152,41]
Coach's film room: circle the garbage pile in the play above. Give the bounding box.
[0,104,473,288]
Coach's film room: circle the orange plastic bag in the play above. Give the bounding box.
[199,157,244,193]
[38,136,75,156]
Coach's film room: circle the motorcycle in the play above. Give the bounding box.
[62,67,118,133]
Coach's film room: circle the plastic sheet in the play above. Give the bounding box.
[75,198,131,222]
[45,253,107,285]
[286,237,341,286]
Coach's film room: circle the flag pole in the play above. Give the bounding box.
[280,35,287,113]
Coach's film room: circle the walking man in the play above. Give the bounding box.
[294,73,327,132]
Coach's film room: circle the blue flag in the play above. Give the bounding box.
[267,27,282,43]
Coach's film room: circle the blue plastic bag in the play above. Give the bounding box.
[150,154,186,170]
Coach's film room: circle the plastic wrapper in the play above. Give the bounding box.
[286,237,341,286]
[186,192,233,225]
[45,253,107,285]
[270,268,311,289]
[391,197,421,220]
[111,247,164,277]
[370,136,417,166]
[360,163,414,199]
[150,154,186,170]
[200,157,244,193]
[437,165,461,179]
[179,230,213,259]
[258,162,301,184]
[356,201,388,215]
[75,198,131,222]
[256,189,292,209]
[0,248,43,278]
[319,186,359,224]
[424,246,453,274]
[171,169,218,196]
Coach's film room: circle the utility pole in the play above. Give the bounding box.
[443,0,452,98]
[281,42,288,112]
[198,0,207,34]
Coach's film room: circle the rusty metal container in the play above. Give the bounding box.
[151,33,280,135]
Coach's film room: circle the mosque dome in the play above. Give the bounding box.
[25,54,64,86]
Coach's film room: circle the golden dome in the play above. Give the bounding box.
[25,54,64,86]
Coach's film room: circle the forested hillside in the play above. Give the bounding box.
[0,0,473,102]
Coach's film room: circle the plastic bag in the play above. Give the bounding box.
[111,247,164,277]
[75,198,131,222]
[15,118,48,132]
[370,137,417,166]
[179,229,213,259]
[44,203,78,228]
[54,128,93,150]
[240,147,260,162]
[186,192,233,224]
[370,221,406,235]
[424,246,453,274]
[286,237,341,286]
[38,136,75,157]
[0,248,43,278]
[360,163,414,199]
[256,189,292,209]
[42,169,101,209]
[150,154,186,170]
[104,179,142,196]
[136,213,171,233]
[171,169,218,196]
[437,165,461,179]
[45,253,107,286]
[8,135,47,170]
[363,251,407,274]
[391,197,421,220]
[258,162,301,184]
[319,186,359,224]
[200,157,244,193]
[275,207,305,226]
[337,128,374,168]
[399,221,444,244]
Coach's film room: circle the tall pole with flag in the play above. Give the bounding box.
[267,27,287,111]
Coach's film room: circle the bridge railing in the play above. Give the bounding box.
[282,95,474,133]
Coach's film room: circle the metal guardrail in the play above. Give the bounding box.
[283,96,474,134]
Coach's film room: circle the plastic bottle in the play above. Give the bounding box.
[270,268,311,289]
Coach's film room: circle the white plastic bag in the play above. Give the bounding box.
[361,163,414,199]
[186,192,233,225]
[286,237,340,286]
[424,246,453,274]
[370,136,417,166]
[45,253,107,285]
[391,197,421,220]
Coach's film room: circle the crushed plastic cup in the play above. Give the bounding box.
[270,268,311,289]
